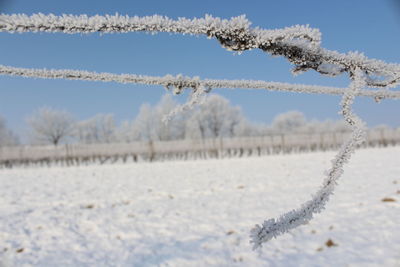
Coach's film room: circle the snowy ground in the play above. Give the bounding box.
[0,147,399,267]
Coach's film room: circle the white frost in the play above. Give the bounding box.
[0,64,398,100]
[250,69,367,249]
[1,13,400,86]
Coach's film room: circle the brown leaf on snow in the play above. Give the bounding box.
[381,197,396,202]
[226,230,235,235]
[325,239,338,247]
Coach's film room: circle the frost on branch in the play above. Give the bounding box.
[250,69,367,250]
[1,13,400,87]
[28,107,75,146]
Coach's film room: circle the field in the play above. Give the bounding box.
[0,147,399,266]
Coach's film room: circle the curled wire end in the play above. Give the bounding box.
[162,85,209,124]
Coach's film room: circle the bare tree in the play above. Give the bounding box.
[271,111,307,134]
[28,107,74,146]
[75,114,116,144]
[132,94,187,142]
[234,120,265,137]
[186,94,244,139]
[115,120,140,143]
[132,103,157,142]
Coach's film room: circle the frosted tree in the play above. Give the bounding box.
[186,94,244,139]
[0,13,399,249]
[154,94,187,141]
[271,113,351,134]
[271,111,307,134]
[132,95,186,142]
[131,104,155,142]
[28,107,74,146]
[75,114,116,144]
[0,115,18,146]
[115,120,141,143]
[332,120,352,133]
[232,120,264,137]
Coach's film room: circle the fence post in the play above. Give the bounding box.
[148,141,155,162]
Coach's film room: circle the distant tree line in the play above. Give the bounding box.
[0,93,398,147]
[0,116,18,146]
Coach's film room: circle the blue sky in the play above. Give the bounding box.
[1,0,400,139]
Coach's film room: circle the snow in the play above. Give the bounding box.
[0,146,399,266]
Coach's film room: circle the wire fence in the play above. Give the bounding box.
[1,128,399,168]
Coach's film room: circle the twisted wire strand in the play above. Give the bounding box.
[0,13,398,249]
[1,64,399,100]
[250,69,367,249]
[1,13,400,87]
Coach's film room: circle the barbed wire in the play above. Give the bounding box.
[1,13,400,88]
[0,13,399,249]
[1,64,399,100]
[250,69,367,249]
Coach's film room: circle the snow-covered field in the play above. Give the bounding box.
[0,147,399,267]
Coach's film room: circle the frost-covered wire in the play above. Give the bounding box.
[1,64,399,100]
[0,12,398,250]
[1,13,400,87]
[0,13,320,45]
[162,85,208,124]
[250,69,367,249]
